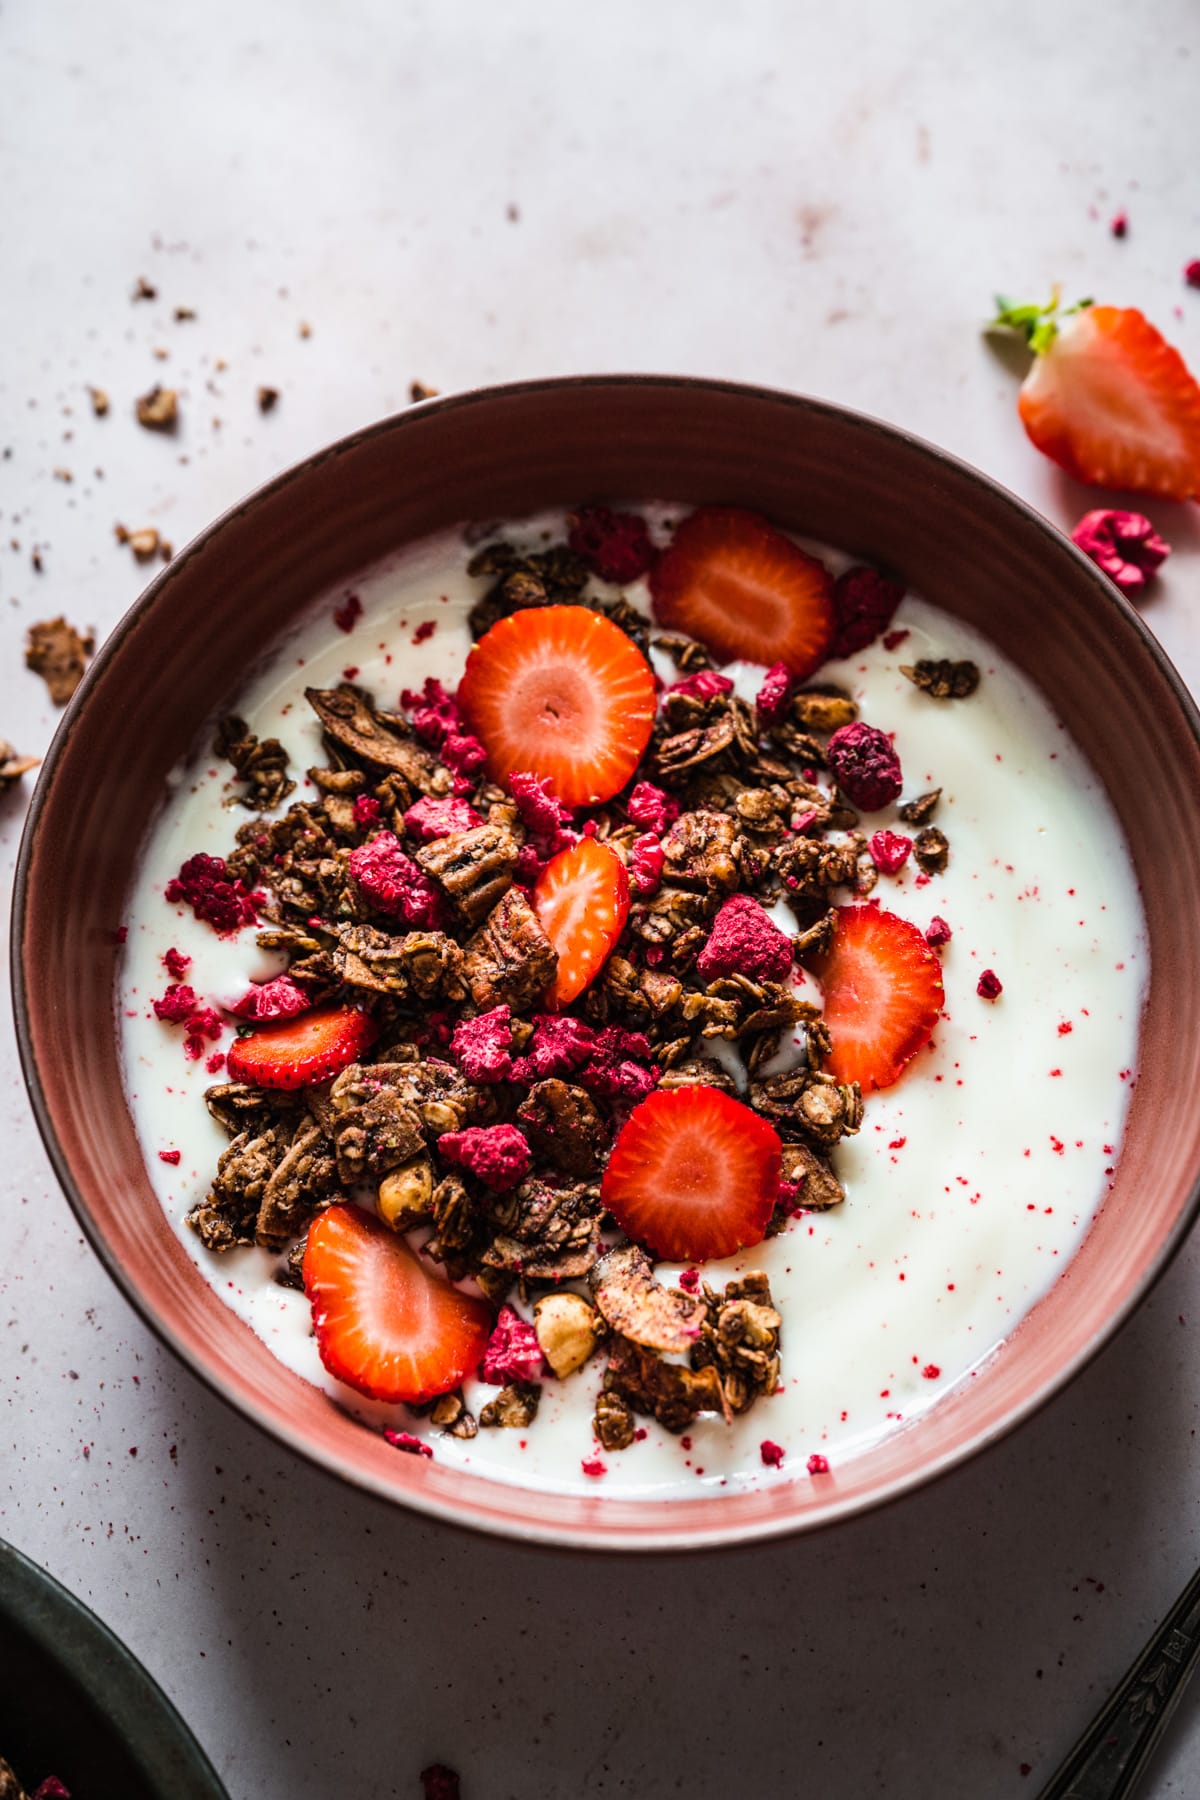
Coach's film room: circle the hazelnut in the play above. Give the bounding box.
[533,1292,598,1378]
[377,1154,433,1231]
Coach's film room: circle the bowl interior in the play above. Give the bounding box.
[16,376,1200,1550]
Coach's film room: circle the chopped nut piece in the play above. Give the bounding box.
[135,384,178,431]
[589,1243,707,1353]
[0,738,39,790]
[901,658,980,700]
[791,688,857,732]
[898,787,942,825]
[781,1141,845,1210]
[25,616,94,704]
[914,825,950,873]
[88,385,110,416]
[478,1381,541,1428]
[416,823,520,925]
[515,1079,605,1175]
[126,526,161,560]
[533,1292,599,1378]
[463,885,558,1011]
[377,1154,434,1230]
[257,384,280,413]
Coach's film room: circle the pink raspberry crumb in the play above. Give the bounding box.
[567,504,656,583]
[349,831,451,928]
[401,676,462,748]
[228,975,311,1021]
[32,1782,71,1800]
[576,1025,657,1106]
[830,565,905,658]
[925,916,952,947]
[696,894,793,983]
[412,619,436,644]
[383,1428,432,1458]
[1071,509,1170,597]
[352,793,381,828]
[754,661,795,726]
[869,829,912,875]
[882,628,910,652]
[677,1267,701,1294]
[977,969,1003,1000]
[807,1453,830,1476]
[153,983,197,1023]
[508,771,573,846]
[625,780,679,836]
[158,1149,181,1165]
[205,1051,226,1074]
[333,592,362,633]
[165,853,262,934]
[827,722,903,811]
[922,1363,941,1380]
[162,946,191,978]
[481,1304,544,1384]
[760,1439,785,1468]
[668,669,733,702]
[628,832,665,897]
[438,1123,531,1191]
[580,1457,608,1478]
[403,794,483,842]
[511,1014,596,1081]
[182,1008,223,1059]
[1110,211,1128,238]
[1186,259,1200,290]
[450,1005,514,1082]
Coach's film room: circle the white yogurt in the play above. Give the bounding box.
[117,510,1147,1498]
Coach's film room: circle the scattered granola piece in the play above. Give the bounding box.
[25,616,94,704]
[256,385,279,413]
[898,787,941,825]
[213,714,296,810]
[174,304,197,321]
[52,467,72,482]
[88,385,109,416]
[135,385,178,431]
[127,526,161,560]
[382,1427,433,1458]
[593,1389,637,1450]
[1070,509,1170,597]
[481,1304,544,1383]
[900,658,980,700]
[299,319,313,338]
[479,1380,541,1427]
[977,968,1003,1000]
[0,739,39,790]
[132,274,157,300]
[377,1155,434,1231]
[826,721,902,811]
[589,1243,706,1352]
[913,826,949,874]
[409,380,439,402]
[533,1291,598,1377]
[691,1271,782,1414]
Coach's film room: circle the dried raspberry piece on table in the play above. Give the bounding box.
[625,780,679,835]
[403,795,483,842]
[826,721,903,811]
[977,968,1003,1000]
[1070,509,1170,597]
[829,565,905,658]
[481,1304,545,1384]
[349,832,451,928]
[438,1123,531,1190]
[754,660,794,725]
[165,853,262,934]
[228,975,311,1021]
[695,893,793,983]
[869,829,913,874]
[450,1004,514,1082]
[382,1428,433,1458]
[567,503,657,583]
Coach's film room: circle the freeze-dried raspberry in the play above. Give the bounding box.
[508,771,573,846]
[625,780,679,836]
[754,660,794,725]
[827,721,903,811]
[349,832,451,928]
[882,628,910,652]
[578,1025,657,1105]
[1110,211,1128,239]
[383,1428,433,1458]
[153,983,196,1023]
[442,729,488,781]
[165,853,262,934]
[829,565,905,658]
[677,1267,701,1294]
[413,619,436,645]
[403,794,483,842]
[760,1440,785,1468]
[511,1014,596,1081]
[481,1304,544,1384]
[450,1005,514,1082]
[977,969,1003,1000]
[1187,259,1200,290]
[925,915,952,947]
[869,829,913,875]
[580,1458,607,1477]
[629,833,664,897]
[567,504,656,583]
[31,1783,72,1800]
[1070,509,1170,598]
[807,1452,830,1475]
[667,669,733,701]
[206,1051,226,1074]
[696,894,793,983]
[401,676,462,748]
[420,1767,460,1800]
[158,1149,181,1165]
[183,1008,223,1060]
[511,842,548,889]
[162,945,191,979]
[438,1123,531,1190]
[353,793,381,828]
[228,975,311,1021]
[333,592,362,633]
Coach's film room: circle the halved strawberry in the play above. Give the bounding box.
[649,506,835,677]
[601,1087,781,1262]
[995,296,1200,500]
[808,904,943,1093]
[303,1203,490,1403]
[533,836,630,1009]
[226,1004,378,1090]
[456,605,657,808]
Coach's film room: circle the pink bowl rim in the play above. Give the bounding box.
[13,372,1200,1553]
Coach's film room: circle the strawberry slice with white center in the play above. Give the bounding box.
[456,605,657,808]
[995,295,1200,500]
[533,836,630,1009]
[303,1203,491,1403]
[226,1004,378,1090]
[649,506,835,678]
[601,1087,782,1262]
[808,904,944,1093]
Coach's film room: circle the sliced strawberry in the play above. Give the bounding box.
[649,507,835,678]
[456,605,657,808]
[998,297,1200,500]
[303,1203,490,1403]
[226,1004,378,1090]
[601,1087,781,1262]
[533,836,630,1009]
[808,904,943,1093]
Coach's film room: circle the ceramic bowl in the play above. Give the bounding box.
[0,1539,227,1797]
[14,376,1200,1551]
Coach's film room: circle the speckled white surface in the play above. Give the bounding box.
[3,2,1200,1795]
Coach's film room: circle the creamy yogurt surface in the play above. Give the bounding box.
[118,508,1147,1498]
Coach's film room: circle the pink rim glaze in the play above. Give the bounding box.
[13,376,1200,1552]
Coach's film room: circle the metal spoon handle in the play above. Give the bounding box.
[1037,1564,1200,1800]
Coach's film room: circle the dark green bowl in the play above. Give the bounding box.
[0,1540,227,1799]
